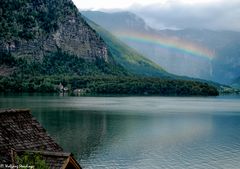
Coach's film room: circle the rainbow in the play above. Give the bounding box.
[115,31,215,61]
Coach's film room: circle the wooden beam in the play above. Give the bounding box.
[61,156,70,169]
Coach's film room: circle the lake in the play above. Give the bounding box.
[1,94,240,169]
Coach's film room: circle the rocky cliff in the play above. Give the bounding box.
[0,0,109,62]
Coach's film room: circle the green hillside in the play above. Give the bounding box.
[84,17,170,78]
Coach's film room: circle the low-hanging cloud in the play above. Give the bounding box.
[130,0,240,31]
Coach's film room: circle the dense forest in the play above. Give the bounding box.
[0,0,77,41]
[0,50,126,76]
[0,74,219,96]
[0,54,217,96]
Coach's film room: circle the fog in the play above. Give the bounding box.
[130,0,240,31]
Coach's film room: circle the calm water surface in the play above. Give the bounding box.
[1,94,240,169]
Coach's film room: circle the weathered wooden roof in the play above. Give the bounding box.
[0,109,81,169]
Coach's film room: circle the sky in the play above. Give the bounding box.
[73,0,240,31]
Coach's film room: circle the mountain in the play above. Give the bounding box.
[83,17,169,77]
[1,1,110,62]
[83,16,226,90]
[82,11,240,84]
[0,0,128,78]
[0,1,219,96]
[0,1,170,78]
[160,29,240,84]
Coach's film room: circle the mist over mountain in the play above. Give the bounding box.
[232,76,240,88]
[81,11,153,33]
[82,11,240,84]
[130,0,240,32]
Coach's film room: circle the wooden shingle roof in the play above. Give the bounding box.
[0,109,81,169]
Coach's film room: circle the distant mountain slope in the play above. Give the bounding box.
[232,77,240,88]
[82,11,153,33]
[82,11,240,84]
[160,29,240,84]
[84,17,170,77]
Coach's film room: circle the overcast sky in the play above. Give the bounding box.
[73,0,240,31]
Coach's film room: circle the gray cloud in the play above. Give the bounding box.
[130,0,240,31]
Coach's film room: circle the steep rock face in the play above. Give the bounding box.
[0,0,109,62]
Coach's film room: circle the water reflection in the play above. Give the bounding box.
[34,109,214,168]
[1,95,240,168]
[33,110,107,160]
